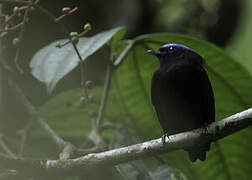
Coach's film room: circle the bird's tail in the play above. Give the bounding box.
[185,143,211,162]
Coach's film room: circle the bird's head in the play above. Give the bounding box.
[147,43,204,65]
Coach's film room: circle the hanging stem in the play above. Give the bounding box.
[96,63,113,129]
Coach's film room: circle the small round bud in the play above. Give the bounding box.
[83,23,92,31]
[13,6,19,14]
[72,36,79,45]
[12,38,20,46]
[70,32,78,37]
[62,7,71,14]
[85,80,94,90]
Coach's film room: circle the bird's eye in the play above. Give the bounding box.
[168,46,175,53]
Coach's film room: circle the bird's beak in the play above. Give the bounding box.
[147,50,161,57]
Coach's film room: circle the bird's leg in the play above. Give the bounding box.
[203,126,208,135]
[199,123,209,141]
[202,123,209,135]
[162,132,171,144]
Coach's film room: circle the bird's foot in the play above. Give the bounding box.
[204,126,208,134]
[162,133,170,144]
[202,123,209,135]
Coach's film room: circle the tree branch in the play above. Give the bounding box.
[44,108,252,169]
[1,108,251,177]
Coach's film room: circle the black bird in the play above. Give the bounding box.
[148,44,215,162]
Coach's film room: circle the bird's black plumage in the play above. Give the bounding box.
[148,44,215,162]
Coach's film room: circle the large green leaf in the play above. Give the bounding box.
[34,86,127,138]
[30,27,125,93]
[112,33,252,179]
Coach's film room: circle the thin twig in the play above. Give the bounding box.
[17,118,33,157]
[113,40,135,67]
[96,63,113,129]
[88,118,106,149]
[3,5,29,25]
[37,117,77,159]
[0,0,29,4]
[35,117,67,148]
[55,7,78,22]
[34,4,69,35]
[55,29,89,48]
[0,135,17,159]
[0,21,23,32]
[71,42,85,86]
[0,32,7,38]
[13,6,30,73]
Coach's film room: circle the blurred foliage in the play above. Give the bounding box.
[229,0,252,75]
[154,0,242,46]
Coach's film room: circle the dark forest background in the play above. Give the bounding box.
[1,0,252,180]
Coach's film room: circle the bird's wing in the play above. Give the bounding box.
[151,70,176,133]
[151,63,215,134]
[201,67,215,125]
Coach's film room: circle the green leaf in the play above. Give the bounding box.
[30,27,125,94]
[34,86,127,138]
[108,27,126,53]
[112,33,252,179]
[34,88,100,138]
[228,1,252,75]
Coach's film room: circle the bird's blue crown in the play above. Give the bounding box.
[161,43,195,53]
